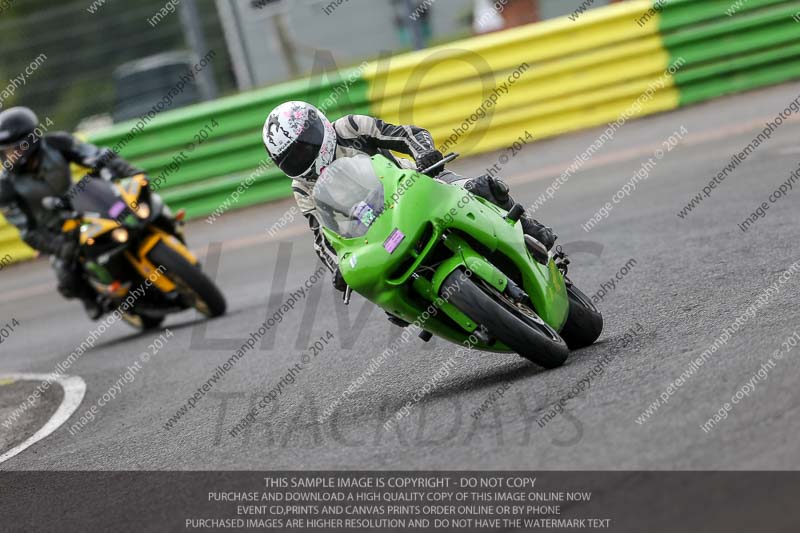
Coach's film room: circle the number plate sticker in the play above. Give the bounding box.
[109,200,126,218]
[383,229,405,253]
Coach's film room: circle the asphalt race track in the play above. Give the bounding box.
[2,82,799,471]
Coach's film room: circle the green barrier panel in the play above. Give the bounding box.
[663,4,799,51]
[658,0,792,31]
[667,19,799,66]
[89,67,369,158]
[679,55,800,106]
[85,72,369,213]
[142,134,271,189]
[660,0,800,106]
[162,173,291,221]
[674,41,800,87]
[83,71,370,222]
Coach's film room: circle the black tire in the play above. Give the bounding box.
[148,241,226,318]
[120,313,165,331]
[560,282,603,350]
[442,271,569,368]
[140,315,166,330]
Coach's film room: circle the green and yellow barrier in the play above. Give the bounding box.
[368,0,677,154]
[0,218,36,263]
[2,0,799,264]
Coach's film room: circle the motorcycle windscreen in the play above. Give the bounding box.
[313,155,385,238]
[69,178,125,218]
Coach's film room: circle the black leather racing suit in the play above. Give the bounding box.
[290,115,555,275]
[0,132,139,302]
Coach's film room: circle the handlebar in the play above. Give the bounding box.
[418,152,459,176]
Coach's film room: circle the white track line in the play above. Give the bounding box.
[0,374,86,465]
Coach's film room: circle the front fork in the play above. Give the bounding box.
[124,228,197,294]
[427,233,569,333]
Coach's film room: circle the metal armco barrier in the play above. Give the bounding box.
[2,0,799,263]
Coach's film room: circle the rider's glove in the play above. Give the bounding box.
[332,267,347,293]
[525,219,557,250]
[417,150,444,177]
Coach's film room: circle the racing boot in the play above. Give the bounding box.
[81,296,103,320]
[77,284,103,320]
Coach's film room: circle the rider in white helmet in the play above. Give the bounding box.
[263,101,556,292]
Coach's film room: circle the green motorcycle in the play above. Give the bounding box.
[313,153,602,368]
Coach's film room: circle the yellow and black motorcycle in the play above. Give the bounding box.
[49,173,226,329]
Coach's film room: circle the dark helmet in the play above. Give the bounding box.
[0,107,41,173]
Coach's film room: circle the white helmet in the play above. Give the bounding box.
[262,101,337,180]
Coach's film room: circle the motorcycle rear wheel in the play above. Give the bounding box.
[441,270,568,368]
[559,282,603,350]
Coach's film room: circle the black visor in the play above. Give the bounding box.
[274,113,325,179]
[0,137,40,171]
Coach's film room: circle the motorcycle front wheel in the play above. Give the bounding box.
[148,241,227,318]
[121,313,165,331]
[441,270,569,368]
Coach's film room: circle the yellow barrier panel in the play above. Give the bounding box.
[376,41,674,139]
[0,218,36,263]
[372,35,667,120]
[433,86,680,156]
[366,0,674,158]
[364,1,658,101]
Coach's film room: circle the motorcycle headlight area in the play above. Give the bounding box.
[134,202,151,219]
[111,228,129,243]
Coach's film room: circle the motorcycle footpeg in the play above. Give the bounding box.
[525,235,550,265]
[552,245,570,276]
[387,313,411,328]
[473,326,491,344]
